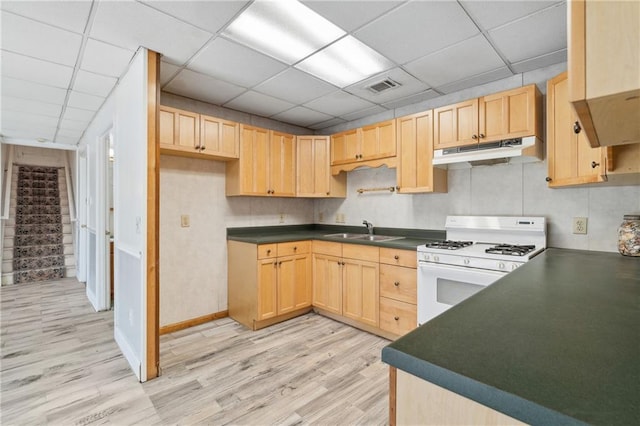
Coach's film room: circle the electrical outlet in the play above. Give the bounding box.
[573,217,588,234]
[279,213,285,223]
[181,214,190,227]
[318,212,324,222]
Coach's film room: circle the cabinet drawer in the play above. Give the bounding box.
[257,244,277,259]
[342,243,379,262]
[277,240,310,256]
[313,240,342,257]
[380,247,416,268]
[379,297,417,336]
[380,264,417,304]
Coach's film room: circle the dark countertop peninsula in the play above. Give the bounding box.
[227,224,445,250]
[382,248,640,425]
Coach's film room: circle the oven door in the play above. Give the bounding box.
[417,262,506,326]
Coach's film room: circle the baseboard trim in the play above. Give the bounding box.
[159,310,229,335]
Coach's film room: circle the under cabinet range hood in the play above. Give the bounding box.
[433,136,543,167]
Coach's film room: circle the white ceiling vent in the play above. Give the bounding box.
[367,78,401,94]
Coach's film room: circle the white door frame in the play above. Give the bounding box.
[76,146,88,283]
[94,129,112,311]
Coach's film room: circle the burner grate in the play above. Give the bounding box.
[424,240,473,250]
[485,244,536,256]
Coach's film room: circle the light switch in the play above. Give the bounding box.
[181,214,190,227]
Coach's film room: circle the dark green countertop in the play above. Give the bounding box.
[227,224,445,250]
[382,248,640,426]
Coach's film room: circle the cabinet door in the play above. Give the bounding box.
[297,136,335,197]
[270,131,296,196]
[159,106,199,151]
[257,258,278,320]
[200,115,239,159]
[480,85,538,142]
[342,258,379,327]
[331,129,360,165]
[434,99,478,149]
[159,107,176,146]
[239,125,270,195]
[396,111,447,193]
[547,72,605,187]
[361,120,396,160]
[312,253,342,315]
[277,254,311,314]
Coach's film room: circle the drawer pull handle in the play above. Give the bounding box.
[394,316,400,321]
[394,281,400,287]
[394,255,399,260]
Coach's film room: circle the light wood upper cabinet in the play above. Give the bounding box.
[396,111,447,194]
[296,136,346,198]
[226,125,296,196]
[330,120,397,172]
[569,0,640,147]
[434,99,479,149]
[159,105,239,160]
[547,72,605,187]
[433,85,542,150]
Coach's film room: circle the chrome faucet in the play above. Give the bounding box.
[363,220,374,236]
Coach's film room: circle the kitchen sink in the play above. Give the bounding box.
[323,233,405,242]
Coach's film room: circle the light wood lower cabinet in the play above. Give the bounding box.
[378,248,418,337]
[342,256,379,328]
[228,240,311,330]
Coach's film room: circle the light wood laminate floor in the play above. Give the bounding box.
[1,278,390,425]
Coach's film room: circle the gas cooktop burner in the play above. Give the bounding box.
[485,244,536,256]
[424,240,473,250]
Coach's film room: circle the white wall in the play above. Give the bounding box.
[314,164,640,252]
[159,155,313,326]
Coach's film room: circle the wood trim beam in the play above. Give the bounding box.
[389,366,397,426]
[146,50,160,380]
[159,311,229,335]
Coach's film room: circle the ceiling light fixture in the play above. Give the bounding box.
[37,138,47,142]
[295,36,394,88]
[222,0,345,65]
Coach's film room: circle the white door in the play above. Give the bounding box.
[76,147,88,283]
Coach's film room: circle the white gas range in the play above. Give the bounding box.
[417,216,546,325]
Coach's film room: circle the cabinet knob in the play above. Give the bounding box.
[394,316,400,321]
[195,145,201,150]
[394,281,400,287]
[273,261,277,268]
[267,249,271,255]
[472,134,478,140]
[293,246,297,251]
[591,161,600,169]
[342,262,345,266]
[355,155,359,159]
[573,121,582,134]
[326,192,330,195]
[545,177,552,182]
[278,261,282,266]
[200,146,205,151]
[394,255,399,260]
[479,133,485,138]
[395,186,400,191]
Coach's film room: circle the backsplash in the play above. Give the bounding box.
[315,163,640,252]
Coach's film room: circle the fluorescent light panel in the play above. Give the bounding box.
[295,36,394,87]
[222,0,345,65]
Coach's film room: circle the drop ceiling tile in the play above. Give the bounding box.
[56,128,84,139]
[302,1,403,32]
[0,125,57,141]
[382,89,440,110]
[271,107,334,127]
[140,1,249,34]
[80,38,135,78]
[224,91,295,118]
[59,117,89,131]
[1,50,73,88]
[435,66,514,94]
[2,96,62,118]
[511,49,567,74]
[54,134,81,145]
[73,70,117,97]
[62,106,95,123]
[253,69,337,105]
[160,61,181,86]
[1,77,67,105]
[488,3,566,64]
[404,35,507,88]
[1,12,82,66]
[341,105,388,122]
[163,69,246,105]
[67,91,105,112]
[0,110,60,128]
[0,0,92,34]
[355,1,478,64]
[188,38,287,88]
[90,1,212,64]
[307,117,346,131]
[344,67,430,104]
[304,91,376,117]
[461,1,560,31]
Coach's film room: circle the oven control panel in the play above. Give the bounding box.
[418,251,525,272]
